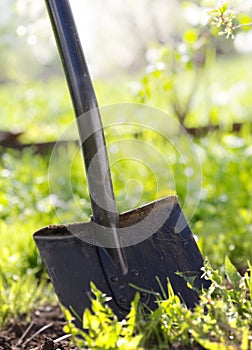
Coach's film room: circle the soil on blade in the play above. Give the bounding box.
[0,305,77,350]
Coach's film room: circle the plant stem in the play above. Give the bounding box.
[233,22,252,30]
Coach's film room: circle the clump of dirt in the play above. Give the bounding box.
[0,305,78,350]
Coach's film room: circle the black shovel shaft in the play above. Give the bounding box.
[45,0,127,273]
[45,0,113,222]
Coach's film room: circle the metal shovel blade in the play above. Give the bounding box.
[34,0,209,329]
[34,196,209,327]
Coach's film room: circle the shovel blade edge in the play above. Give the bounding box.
[34,196,209,327]
[34,226,112,328]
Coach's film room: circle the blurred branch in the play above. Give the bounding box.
[233,22,252,30]
[209,1,252,39]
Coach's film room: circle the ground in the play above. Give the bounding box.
[0,305,203,350]
[0,305,77,350]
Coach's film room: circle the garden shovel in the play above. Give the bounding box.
[34,0,209,327]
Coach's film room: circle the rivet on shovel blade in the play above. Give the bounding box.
[131,269,139,278]
[119,296,127,304]
[111,276,118,283]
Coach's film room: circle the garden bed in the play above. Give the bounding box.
[0,304,204,350]
[0,305,77,350]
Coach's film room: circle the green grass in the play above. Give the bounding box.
[0,150,56,326]
[0,76,130,143]
[64,258,252,349]
[1,55,251,142]
[1,128,252,328]
[0,53,252,343]
[193,130,252,270]
[132,54,252,129]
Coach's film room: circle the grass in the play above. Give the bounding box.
[1,54,251,142]
[1,128,252,328]
[0,76,130,143]
[131,53,252,129]
[193,130,252,270]
[0,149,56,326]
[64,258,252,349]
[0,53,252,345]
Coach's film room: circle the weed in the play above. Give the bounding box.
[64,257,252,349]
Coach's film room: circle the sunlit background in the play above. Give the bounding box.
[1,0,252,82]
[1,0,252,334]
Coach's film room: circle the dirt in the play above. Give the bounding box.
[0,305,78,350]
[0,305,204,350]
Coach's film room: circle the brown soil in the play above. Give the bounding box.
[0,305,78,350]
[0,305,203,350]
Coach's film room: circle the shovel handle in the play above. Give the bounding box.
[45,0,127,274]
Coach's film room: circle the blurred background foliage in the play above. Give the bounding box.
[1,0,252,325]
[1,0,252,138]
[0,0,251,81]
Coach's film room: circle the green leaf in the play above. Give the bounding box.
[220,2,228,14]
[241,327,249,350]
[194,336,233,350]
[224,256,241,289]
[237,13,252,27]
[117,334,143,349]
[183,29,198,44]
[246,260,252,301]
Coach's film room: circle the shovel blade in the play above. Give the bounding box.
[34,196,208,327]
